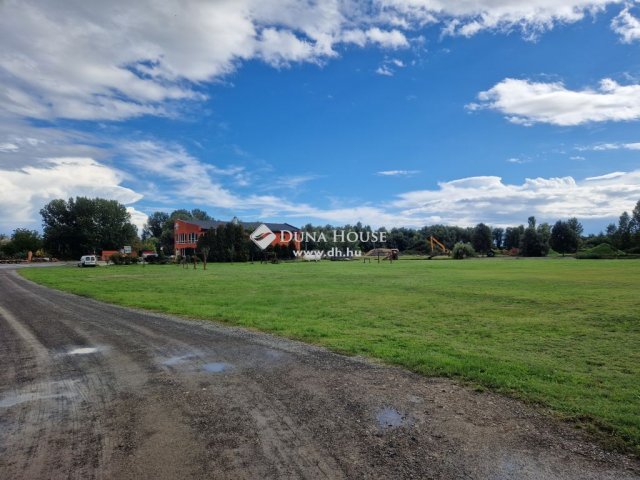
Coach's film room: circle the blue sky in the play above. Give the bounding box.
[1,0,639,234]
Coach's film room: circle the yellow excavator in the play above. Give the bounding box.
[427,235,449,259]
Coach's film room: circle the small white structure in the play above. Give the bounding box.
[303,252,323,262]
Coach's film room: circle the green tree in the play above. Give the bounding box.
[452,242,476,259]
[550,220,579,256]
[537,222,551,250]
[504,225,525,250]
[631,200,640,248]
[492,227,504,249]
[520,223,548,257]
[41,197,138,259]
[10,229,43,254]
[567,217,584,237]
[471,223,492,255]
[616,211,632,250]
[143,211,169,240]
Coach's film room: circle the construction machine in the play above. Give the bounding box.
[427,235,449,259]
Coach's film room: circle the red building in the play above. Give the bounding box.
[174,218,300,256]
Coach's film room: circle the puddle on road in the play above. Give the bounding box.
[162,354,198,366]
[68,347,99,355]
[376,407,409,429]
[203,362,233,373]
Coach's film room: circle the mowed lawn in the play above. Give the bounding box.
[21,259,640,452]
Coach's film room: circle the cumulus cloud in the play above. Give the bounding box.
[0,157,143,232]
[0,1,632,121]
[611,5,640,42]
[0,0,413,121]
[468,77,640,126]
[390,170,640,227]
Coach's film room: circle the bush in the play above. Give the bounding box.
[108,252,138,265]
[452,242,476,259]
[576,243,626,259]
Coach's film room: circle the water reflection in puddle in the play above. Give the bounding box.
[162,354,197,366]
[203,362,232,373]
[68,347,99,355]
[376,407,406,429]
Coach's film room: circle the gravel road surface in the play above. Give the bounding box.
[0,267,638,479]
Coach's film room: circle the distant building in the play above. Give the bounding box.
[174,218,301,257]
[101,250,119,262]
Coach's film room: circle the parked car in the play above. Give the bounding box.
[78,255,97,267]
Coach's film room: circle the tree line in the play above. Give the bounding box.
[1,196,639,260]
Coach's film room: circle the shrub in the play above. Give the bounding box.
[452,242,476,259]
[576,243,625,259]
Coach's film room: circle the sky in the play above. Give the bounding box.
[1,0,639,235]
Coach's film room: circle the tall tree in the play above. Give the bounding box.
[550,220,579,256]
[143,211,169,240]
[537,222,551,248]
[631,200,640,249]
[11,229,43,253]
[520,220,548,257]
[616,211,632,250]
[41,197,138,259]
[504,225,525,250]
[471,223,492,254]
[492,227,504,249]
[567,217,584,237]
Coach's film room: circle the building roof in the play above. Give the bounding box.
[178,219,300,232]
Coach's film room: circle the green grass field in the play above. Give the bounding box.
[20,259,640,453]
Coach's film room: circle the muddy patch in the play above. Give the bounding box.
[0,380,79,408]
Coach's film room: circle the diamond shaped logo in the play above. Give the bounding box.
[250,224,276,250]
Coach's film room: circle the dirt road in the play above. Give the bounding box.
[0,267,638,479]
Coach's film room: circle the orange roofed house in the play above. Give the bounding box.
[174,218,301,257]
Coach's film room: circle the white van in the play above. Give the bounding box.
[78,255,97,267]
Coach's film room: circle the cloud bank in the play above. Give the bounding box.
[0,0,631,121]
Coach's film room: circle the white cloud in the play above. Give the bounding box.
[0,143,19,152]
[506,157,527,164]
[588,142,640,150]
[375,65,395,76]
[570,155,586,160]
[378,0,622,40]
[375,56,407,76]
[611,6,640,42]
[0,1,630,121]
[364,27,410,48]
[341,28,409,48]
[377,170,420,176]
[0,157,143,232]
[126,207,150,234]
[0,1,414,121]
[469,77,640,126]
[390,170,640,227]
